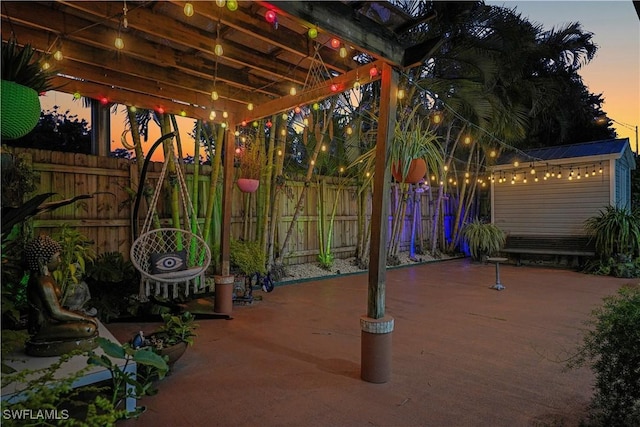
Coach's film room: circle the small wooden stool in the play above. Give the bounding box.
[486,257,508,291]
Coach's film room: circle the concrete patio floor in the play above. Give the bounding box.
[108,258,631,427]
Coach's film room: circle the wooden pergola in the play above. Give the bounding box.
[2,0,443,382]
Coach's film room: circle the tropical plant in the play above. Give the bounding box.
[51,225,96,305]
[87,337,169,418]
[1,38,55,93]
[584,205,640,260]
[461,219,506,262]
[567,286,640,426]
[230,239,266,276]
[154,311,198,347]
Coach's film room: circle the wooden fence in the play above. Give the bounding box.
[9,147,447,267]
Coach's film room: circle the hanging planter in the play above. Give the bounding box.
[237,178,260,193]
[391,158,427,184]
[1,80,41,139]
[1,38,55,140]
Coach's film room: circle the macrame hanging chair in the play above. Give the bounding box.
[130,132,211,300]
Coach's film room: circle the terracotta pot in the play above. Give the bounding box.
[157,340,188,366]
[237,178,259,193]
[391,158,427,184]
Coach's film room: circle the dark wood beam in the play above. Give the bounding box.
[243,59,385,123]
[268,1,405,67]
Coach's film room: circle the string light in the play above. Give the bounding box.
[353,80,361,91]
[214,43,224,56]
[114,35,124,50]
[290,86,297,96]
[247,103,253,111]
[308,27,318,39]
[330,38,340,49]
[53,49,63,61]
[183,2,194,17]
[339,46,347,58]
[216,0,226,7]
[226,0,238,11]
[211,90,219,101]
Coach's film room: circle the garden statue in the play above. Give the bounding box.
[24,234,98,356]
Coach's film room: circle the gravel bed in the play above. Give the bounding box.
[278,252,443,283]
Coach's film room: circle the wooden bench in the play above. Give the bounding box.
[501,235,596,266]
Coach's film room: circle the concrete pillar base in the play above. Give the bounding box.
[213,275,234,314]
[360,315,394,383]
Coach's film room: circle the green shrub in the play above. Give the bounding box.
[461,219,506,262]
[567,286,640,426]
[230,239,266,276]
[584,206,640,260]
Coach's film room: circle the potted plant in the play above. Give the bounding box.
[461,219,507,263]
[349,105,442,185]
[230,239,266,298]
[1,38,56,140]
[236,141,262,193]
[141,311,198,366]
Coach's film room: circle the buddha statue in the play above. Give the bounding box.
[24,234,98,356]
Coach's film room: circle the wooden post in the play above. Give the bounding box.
[215,126,234,314]
[361,62,398,383]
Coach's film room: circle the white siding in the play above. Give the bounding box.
[492,162,611,236]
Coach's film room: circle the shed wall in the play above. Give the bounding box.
[492,162,611,236]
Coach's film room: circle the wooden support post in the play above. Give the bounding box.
[361,62,398,383]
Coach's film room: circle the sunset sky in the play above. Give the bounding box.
[490,0,639,152]
[40,1,639,156]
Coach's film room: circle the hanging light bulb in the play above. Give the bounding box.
[281,113,288,120]
[209,110,216,120]
[226,0,238,11]
[369,66,378,78]
[330,38,340,49]
[321,144,326,152]
[294,106,301,114]
[353,80,361,91]
[180,110,187,117]
[312,103,319,110]
[513,161,519,167]
[41,61,51,71]
[330,83,338,92]
[308,27,318,39]
[339,46,347,58]
[221,122,227,128]
[280,129,286,136]
[129,106,137,113]
[289,86,297,96]
[73,92,81,100]
[234,130,240,136]
[489,150,496,157]
[277,149,283,156]
[100,96,109,105]
[214,43,224,56]
[222,111,228,119]
[397,88,405,100]
[53,49,63,61]
[346,126,353,135]
[115,35,124,50]
[303,117,309,126]
[266,120,272,128]
[463,135,471,145]
[216,0,226,7]
[265,10,277,23]
[247,103,254,111]
[184,2,194,17]
[432,113,442,124]
[211,90,219,101]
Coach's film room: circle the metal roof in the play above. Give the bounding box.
[495,138,633,166]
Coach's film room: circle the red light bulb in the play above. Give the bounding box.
[330,38,340,49]
[265,10,276,23]
[369,66,378,78]
[241,120,247,127]
[330,83,338,92]
[99,96,109,105]
[266,120,272,128]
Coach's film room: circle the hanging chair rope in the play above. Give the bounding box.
[130,135,211,300]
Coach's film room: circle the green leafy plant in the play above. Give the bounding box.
[52,225,96,305]
[567,286,640,426]
[1,38,55,93]
[155,311,199,347]
[584,205,640,260]
[461,219,506,262]
[230,239,266,276]
[88,336,169,418]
